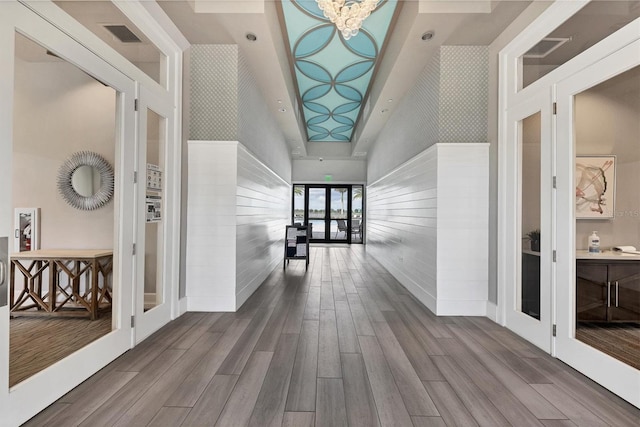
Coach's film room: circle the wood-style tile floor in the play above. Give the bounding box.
[24,246,639,426]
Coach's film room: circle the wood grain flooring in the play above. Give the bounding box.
[24,246,640,427]
[10,314,112,387]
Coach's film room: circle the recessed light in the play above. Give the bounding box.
[421,31,435,41]
[278,108,287,113]
[387,99,393,103]
[277,99,282,104]
[246,33,257,42]
[381,108,389,113]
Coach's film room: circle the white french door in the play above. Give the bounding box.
[0,2,136,424]
[503,89,554,353]
[133,86,174,343]
[555,40,640,407]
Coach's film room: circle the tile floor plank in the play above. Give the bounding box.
[410,416,447,427]
[286,321,319,412]
[358,335,413,427]
[423,380,479,426]
[530,384,609,427]
[215,351,274,427]
[341,353,381,427]
[282,291,309,334]
[372,321,439,416]
[320,280,335,310]
[248,334,299,427]
[282,412,315,427]
[147,407,191,427]
[335,300,361,353]
[165,318,249,407]
[347,293,375,336]
[304,286,322,321]
[318,309,342,378]
[316,378,348,427]
[180,374,238,427]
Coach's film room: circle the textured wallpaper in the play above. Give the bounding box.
[189,45,239,141]
[439,46,489,142]
[368,46,489,182]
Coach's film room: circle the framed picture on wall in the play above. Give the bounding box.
[575,155,616,219]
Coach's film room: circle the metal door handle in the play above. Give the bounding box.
[0,260,5,286]
[607,281,611,307]
[615,281,619,307]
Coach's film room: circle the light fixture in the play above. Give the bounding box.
[316,0,379,40]
[245,33,257,42]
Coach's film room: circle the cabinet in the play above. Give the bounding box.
[577,259,640,322]
[284,225,310,270]
[522,252,540,319]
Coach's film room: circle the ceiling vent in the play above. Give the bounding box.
[523,37,571,59]
[103,25,142,43]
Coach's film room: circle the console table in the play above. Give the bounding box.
[10,249,113,320]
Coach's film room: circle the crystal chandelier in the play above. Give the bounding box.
[316,0,379,40]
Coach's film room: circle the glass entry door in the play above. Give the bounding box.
[305,185,354,243]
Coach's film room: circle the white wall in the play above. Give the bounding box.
[292,159,366,183]
[368,143,489,315]
[13,58,116,250]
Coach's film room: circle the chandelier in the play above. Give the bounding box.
[316,0,379,40]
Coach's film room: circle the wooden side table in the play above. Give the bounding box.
[10,249,113,320]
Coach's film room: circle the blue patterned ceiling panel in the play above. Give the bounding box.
[282,0,397,142]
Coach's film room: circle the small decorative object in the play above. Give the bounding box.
[57,151,114,211]
[575,155,615,219]
[588,231,601,253]
[525,229,541,252]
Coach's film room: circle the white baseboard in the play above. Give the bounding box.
[179,297,188,315]
[436,299,488,316]
[485,301,498,322]
[186,295,235,312]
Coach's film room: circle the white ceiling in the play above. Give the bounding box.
[39,1,638,160]
[156,0,534,159]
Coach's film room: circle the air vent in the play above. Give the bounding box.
[103,25,142,43]
[524,37,571,59]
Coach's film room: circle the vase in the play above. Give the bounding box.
[531,239,540,252]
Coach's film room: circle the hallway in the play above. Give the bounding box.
[24,246,639,426]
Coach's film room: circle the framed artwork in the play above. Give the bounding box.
[575,155,616,219]
[14,208,40,252]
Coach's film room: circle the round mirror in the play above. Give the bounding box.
[57,151,114,211]
[71,165,102,197]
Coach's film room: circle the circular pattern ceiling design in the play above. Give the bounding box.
[281,0,398,142]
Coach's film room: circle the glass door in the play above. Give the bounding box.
[305,185,353,243]
[1,3,136,423]
[504,89,554,353]
[134,86,173,343]
[556,42,640,406]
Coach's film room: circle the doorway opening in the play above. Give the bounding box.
[293,184,364,244]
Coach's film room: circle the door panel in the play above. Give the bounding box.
[556,40,640,407]
[0,3,136,424]
[134,86,172,343]
[504,89,553,353]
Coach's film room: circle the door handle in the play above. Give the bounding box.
[615,281,619,307]
[0,260,5,287]
[606,281,611,307]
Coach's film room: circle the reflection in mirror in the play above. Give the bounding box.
[71,165,101,197]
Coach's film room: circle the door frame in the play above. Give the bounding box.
[301,184,354,243]
[555,40,640,407]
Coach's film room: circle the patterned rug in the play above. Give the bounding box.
[576,322,640,370]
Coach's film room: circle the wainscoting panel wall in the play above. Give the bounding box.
[186,141,290,311]
[367,143,489,316]
[367,146,439,312]
[235,145,290,307]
